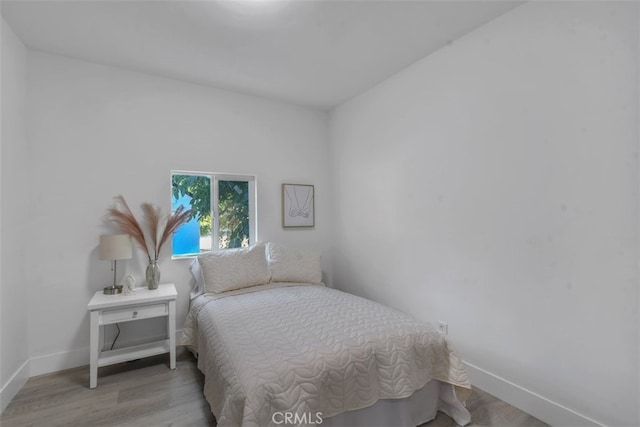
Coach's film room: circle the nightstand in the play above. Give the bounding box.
[87,283,177,389]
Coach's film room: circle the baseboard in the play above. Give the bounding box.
[29,347,89,377]
[29,328,184,377]
[1,328,184,414]
[0,359,29,413]
[463,361,605,427]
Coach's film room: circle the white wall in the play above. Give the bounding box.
[24,51,332,373]
[329,2,638,426]
[0,18,30,411]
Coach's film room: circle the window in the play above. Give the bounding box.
[171,171,257,257]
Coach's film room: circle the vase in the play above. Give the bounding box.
[146,259,160,290]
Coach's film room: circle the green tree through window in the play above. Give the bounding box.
[172,174,211,235]
[171,172,256,255]
[218,181,249,249]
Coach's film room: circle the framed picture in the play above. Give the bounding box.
[282,184,315,228]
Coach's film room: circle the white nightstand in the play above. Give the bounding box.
[87,283,177,389]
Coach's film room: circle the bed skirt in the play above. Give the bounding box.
[322,379,471,427]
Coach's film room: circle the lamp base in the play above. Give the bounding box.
[103,285,123,295]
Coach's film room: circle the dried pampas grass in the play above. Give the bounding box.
[108,196,150,257]
[141,202,161,259]
[157,205,192,259]
[108,195,192,261]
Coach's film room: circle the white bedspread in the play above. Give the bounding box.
[182,284,471,427]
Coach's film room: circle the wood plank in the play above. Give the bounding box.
[1,349,547,426]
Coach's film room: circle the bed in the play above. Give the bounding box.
[181,242,472,427]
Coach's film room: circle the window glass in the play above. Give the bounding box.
[171,172,255,257]
[218,180,250,249]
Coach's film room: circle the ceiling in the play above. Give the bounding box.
[1,0,522,109]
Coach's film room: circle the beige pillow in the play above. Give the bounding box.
[198,242,271,293]
[266,242,322,284]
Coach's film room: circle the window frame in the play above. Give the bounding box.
[170,170,257,259]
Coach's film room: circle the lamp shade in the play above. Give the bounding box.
[99,234,133,261]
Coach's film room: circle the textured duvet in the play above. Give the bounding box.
[182,284,471,427]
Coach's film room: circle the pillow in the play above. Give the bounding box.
[266,242,322,284]
[198,242,271,293]
[189,258,206,300]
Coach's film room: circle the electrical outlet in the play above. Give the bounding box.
[437,321,448,335]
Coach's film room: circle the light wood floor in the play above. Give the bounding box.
[1,349,548,427]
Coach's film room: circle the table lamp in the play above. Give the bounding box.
[99,234,133,295]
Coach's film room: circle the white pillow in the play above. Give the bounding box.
[189,258,205,300]
[198,242,271,293]
[266,242,322,284]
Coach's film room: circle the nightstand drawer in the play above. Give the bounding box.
[101,303,168,324]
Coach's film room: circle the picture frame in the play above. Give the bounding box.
[282,184,315,228]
